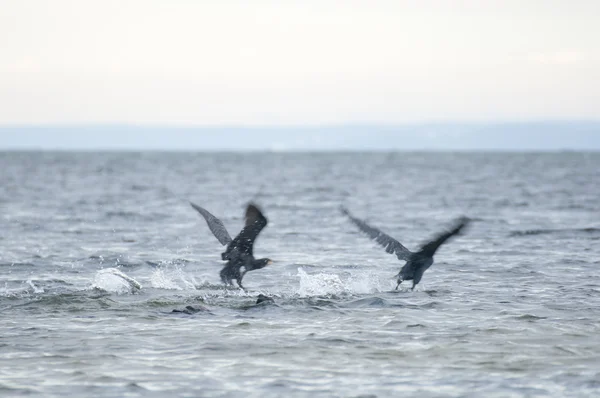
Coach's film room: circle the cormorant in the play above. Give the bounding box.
[191,202,272,289]
[341,206,469,290]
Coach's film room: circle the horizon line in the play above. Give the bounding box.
[1,148,598,153]
[1,120,600,129]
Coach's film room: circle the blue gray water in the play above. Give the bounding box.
[1,151,599,397]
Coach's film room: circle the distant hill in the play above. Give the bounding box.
[1,122,598,151]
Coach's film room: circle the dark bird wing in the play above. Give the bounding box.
[417,217,470,257]
[341,206,412,261]
[223,203,268,259]
[190,202,233,246]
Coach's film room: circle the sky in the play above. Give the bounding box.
[1,0,599,128]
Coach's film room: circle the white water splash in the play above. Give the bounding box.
[92,268,142,294]
[296,268,388,297]
[347,272,389,294]
[297,268,346,297]
[149,267,199,290]
[149,268,182,290]
[27,279,45,294]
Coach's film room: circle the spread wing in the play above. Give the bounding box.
[222,203,268,260]
[190,202,233,246]
[341,206,412,261]
[417,217,470,257]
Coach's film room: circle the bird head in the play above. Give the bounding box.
[253,258,273,269]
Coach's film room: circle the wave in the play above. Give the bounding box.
[509,227,600,237]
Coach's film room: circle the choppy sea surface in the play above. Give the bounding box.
[1,151,599,397]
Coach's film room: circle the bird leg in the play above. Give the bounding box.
[395,279,402,290]
[236,279,247,291]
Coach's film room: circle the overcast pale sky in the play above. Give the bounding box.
[1,0,599,126]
